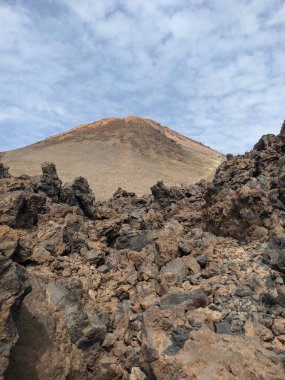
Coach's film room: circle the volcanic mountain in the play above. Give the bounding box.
[1,116,223,199]
[2,122,285,379]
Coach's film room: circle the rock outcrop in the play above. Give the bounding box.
[37,162,62,201]
[1,122,285,379]
[204,128,285,240]
[0,256,31,379]
[0,163,11,179]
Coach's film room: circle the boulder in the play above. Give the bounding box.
[182,256,201,274]
[151,181,185,206]
[0,188,46,228]
[0,256,31,378]
[0,162,11,179]
[115,230,154,252]
[37,162,62,201]
[0,191,25,227]
[0,225,19,258]
[71,177,96,219]
[159,289,208,310]
[159,258,186,292]
[263,237,285,273]
[155,237,179,267]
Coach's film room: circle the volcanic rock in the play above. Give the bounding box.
[1,121,285,379]
[0,163,10,179]
[37,162,62,201]
[0,256,31,378]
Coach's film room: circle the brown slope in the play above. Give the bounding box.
[2,116,223,199]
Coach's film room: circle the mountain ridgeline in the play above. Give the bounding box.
[1,116,223,199]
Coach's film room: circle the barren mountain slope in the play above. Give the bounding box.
[2,116,223,199]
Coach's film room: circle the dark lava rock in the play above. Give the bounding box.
[263,237,285,274]
[235,287,253,297]
[0,162,11,179]
[72,177,96,219]
[37,162,62,201]
[115,230,154,252]
[163,326,191,355]
[151,181,185,207]
[196,254,208,269]
[0,255,31,377]
[159,289,208,310]
[215,321,232,335]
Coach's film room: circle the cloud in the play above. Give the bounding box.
[267,3,285,26]
[0,0,284,153]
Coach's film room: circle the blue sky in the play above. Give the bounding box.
[0,0,285,154]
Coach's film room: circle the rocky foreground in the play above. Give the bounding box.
[1,123,285,379]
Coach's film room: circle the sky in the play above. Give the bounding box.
[0,0,285,154]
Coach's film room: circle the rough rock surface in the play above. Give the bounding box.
[37,162,62,201]
[0,256,31,379]
[1,122,285,379]
[0,163,11,179]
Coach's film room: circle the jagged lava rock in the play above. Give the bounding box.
[0,121,285,379]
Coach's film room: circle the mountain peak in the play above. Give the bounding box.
[2,117,223,199]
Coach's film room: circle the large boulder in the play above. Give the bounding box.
[0,191,25,227]
[0,185,46,228]
[37,162,62,202]
[141,303,285,380]
[0,256,31,379]
[159,258,187,292]
[61,177,96,219]
[5,275,89,380]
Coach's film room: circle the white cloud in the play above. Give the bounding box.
[267,3,285,26]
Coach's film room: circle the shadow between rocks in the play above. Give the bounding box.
[5,304,51,380]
